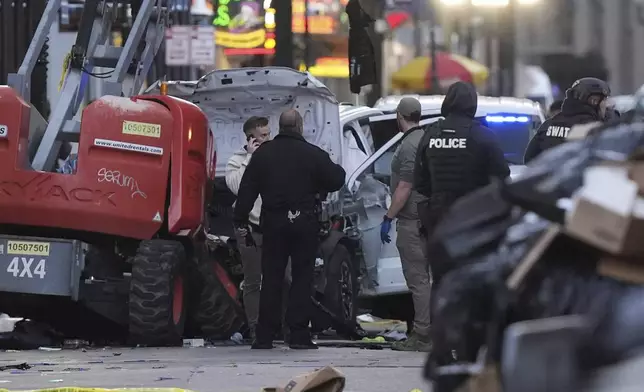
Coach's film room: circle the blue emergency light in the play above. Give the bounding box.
[485,115,530,123]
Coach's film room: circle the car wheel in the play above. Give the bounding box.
[324,244,358,333]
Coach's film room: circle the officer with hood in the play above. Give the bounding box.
[414,81,509,277]
[524,77,611,163]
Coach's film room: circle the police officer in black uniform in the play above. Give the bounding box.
[414,81,510,281]
[234,109,346,350]
[524,77,611,163]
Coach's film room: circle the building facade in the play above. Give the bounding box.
[516,0,644,94]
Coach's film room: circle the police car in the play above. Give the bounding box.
[372,95,545,178]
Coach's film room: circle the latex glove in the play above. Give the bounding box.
[380,217,392,244]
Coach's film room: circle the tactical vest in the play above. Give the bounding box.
[425,122,477,199]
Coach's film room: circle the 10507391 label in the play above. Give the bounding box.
[0,124,7,138]
[122,120,161,138]
[6,241,50,256]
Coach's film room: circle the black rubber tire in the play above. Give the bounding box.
[324,244,359,333]
[195,260,246,340]
[129,239,187,346]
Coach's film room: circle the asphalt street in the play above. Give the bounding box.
[0,344,429,391]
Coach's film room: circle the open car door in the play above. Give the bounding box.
[345,115,441,296]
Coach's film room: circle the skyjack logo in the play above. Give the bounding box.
[94,138,164,156]
[0,173,116,206]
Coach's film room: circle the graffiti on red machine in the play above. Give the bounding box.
[0,173,116,206]
[97,168,147,200]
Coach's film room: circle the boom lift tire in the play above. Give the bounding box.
[129,240,187,346]
[195,260,246,340]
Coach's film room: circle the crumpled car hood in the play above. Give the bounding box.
[146,67,342,176]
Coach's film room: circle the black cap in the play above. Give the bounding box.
[566,77,611,103]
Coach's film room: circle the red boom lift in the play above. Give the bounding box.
[0,0,245,345]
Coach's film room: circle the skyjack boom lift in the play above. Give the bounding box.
[8,0,168,172]
[0,0,232,346]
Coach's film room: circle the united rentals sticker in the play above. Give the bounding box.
[94,138,164,156]
[122,120,161,138]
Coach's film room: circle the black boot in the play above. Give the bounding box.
[289,340,318,350]
[251,340,275,349]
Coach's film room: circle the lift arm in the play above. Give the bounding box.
[21,0,169,172]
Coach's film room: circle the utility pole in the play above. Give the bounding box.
[274,0,294,67]
[428,3,440,94]
[303,0,311,68]
[464,1,474,59]
[497,0,516,96]
[365,0,384,106]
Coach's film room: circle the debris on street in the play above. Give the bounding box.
[0,363,30,372]
[0,314,21,334]
[356,314,408,341]
[182,339,205,348]
[0,320,63,351]
[63,340,90,350]
[262,366,346,392]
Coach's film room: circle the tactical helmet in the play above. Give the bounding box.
[566,77,611,103]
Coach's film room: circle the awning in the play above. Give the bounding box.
[391,52,489,91]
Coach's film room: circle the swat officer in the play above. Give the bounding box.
[234,109,346,350]
[414,81,510,283]
[524,77,611,163]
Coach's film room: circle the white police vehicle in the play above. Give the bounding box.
[339,95,545,304]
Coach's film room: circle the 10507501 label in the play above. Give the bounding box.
[122,120,161,138]
[6,241,50,256]
[0,124,7,138]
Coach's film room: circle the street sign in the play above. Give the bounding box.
[165,25,215,66]
[165,26,191,66]
[190,26,216,66]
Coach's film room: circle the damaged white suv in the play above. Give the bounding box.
[147,67,372,332]
[147,68,545,334]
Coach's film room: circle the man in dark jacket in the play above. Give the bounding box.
[414,81,510,281]
[524,77,611,163]
[548,99,563,118]
[234,109,346,350]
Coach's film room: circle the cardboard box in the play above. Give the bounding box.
[262,366,346,392]
[565,164,644,256]
[598,256,644,284]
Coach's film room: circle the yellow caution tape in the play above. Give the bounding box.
[0,389,196,392]
[58,52,72,92]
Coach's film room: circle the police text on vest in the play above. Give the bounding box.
[545,126,570,138]
[428,138,467,148]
